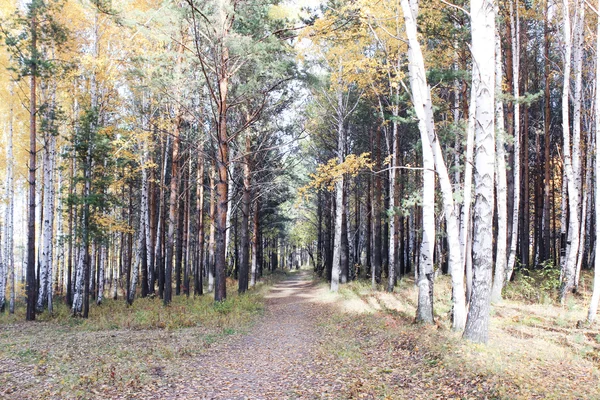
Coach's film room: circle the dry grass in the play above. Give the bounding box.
[0,271,288,399]
[312,271,600,399]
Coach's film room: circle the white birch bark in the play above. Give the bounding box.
[400,0,435,324]
[5,98,15,313]
[331,85,345,292]
[428,107,467,329]
[208,165,216,293]
[0,208,5,312]
[55,165,64,296]
[400,0,466,328]
[37,133,56,313]
[387,116,397,293]
[463,0,496,344]
[572,0,584,196]
[143,141,153,294]
[97,244,106,305]
[461,83,476,302]
[560,0,581,303]
[112,233,119,300]
[128,162,148,304]
[0,118,13,313]
[587,0,600,323]
[506,0,521,283]
[571,0,585,290]
[492,20,509,303]
[575,164,589,288]
[72,246,85,315]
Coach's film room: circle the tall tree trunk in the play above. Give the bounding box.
[156,136,169,298]
[331,84,346,292]
[341,182,350,283]
[208,163,216,293]
[492,20,509,303]
[401,0,435,324]
[164,113,181,305]
[387,116,398,292]
[463,0,495,344]
[542,0,552,263]
[587,3,600,322]
[239,132,251,294]
[97,244,106,305]
[38,132,56,313]
[506,0,521,283]
[195,148,205,296]
[560,0,581,303]
[144,141,154,295]
[175,163,185,296]
[250,196,260,287]
[3,87,15,314]
[184,157,192,296]
[215,70,229,302]
[373,128,383,287]
[26,11,38,321]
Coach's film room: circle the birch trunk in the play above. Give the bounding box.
[506,0,521,283]
[97,244,106,304]
[143,141,154,295]
[427,104,466,328]
[571,0,586,291]
[128,228,143,305]
[154,136,169,298]
[331,85,346,292]
[463,0,496,344]
[37,132,56,313]
[208,163,216,293]
[5,98,15,313]
[400,0,435,324]
[71,246,85,315]
[588,0,600,323]
[492,20,509,303]
[1,116,14,312]
[461,82,476,302]
[560,0,581,303]
[387,115,398,293]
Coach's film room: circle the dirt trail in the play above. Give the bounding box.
[166,270,337,399]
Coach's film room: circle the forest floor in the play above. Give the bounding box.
[1,269,600,399]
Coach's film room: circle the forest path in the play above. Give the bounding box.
[165,270,337,399]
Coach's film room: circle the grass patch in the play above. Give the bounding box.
[312,271,600,399]
[0,271,287,398]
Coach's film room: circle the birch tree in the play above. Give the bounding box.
[4,85,15,314]
[463,0,495,343]
[587,0,600,324]
[506,0,521,284]
[491,14,509,303]
[399,0,466,328]
[37,130,56,313]
[400,0,435,323]
[559,0,582,303]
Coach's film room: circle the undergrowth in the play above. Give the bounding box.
[0,270,288,331]
[503,262,562,304]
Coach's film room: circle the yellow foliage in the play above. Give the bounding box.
[297,153,374,203]
[92,214,134,234]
